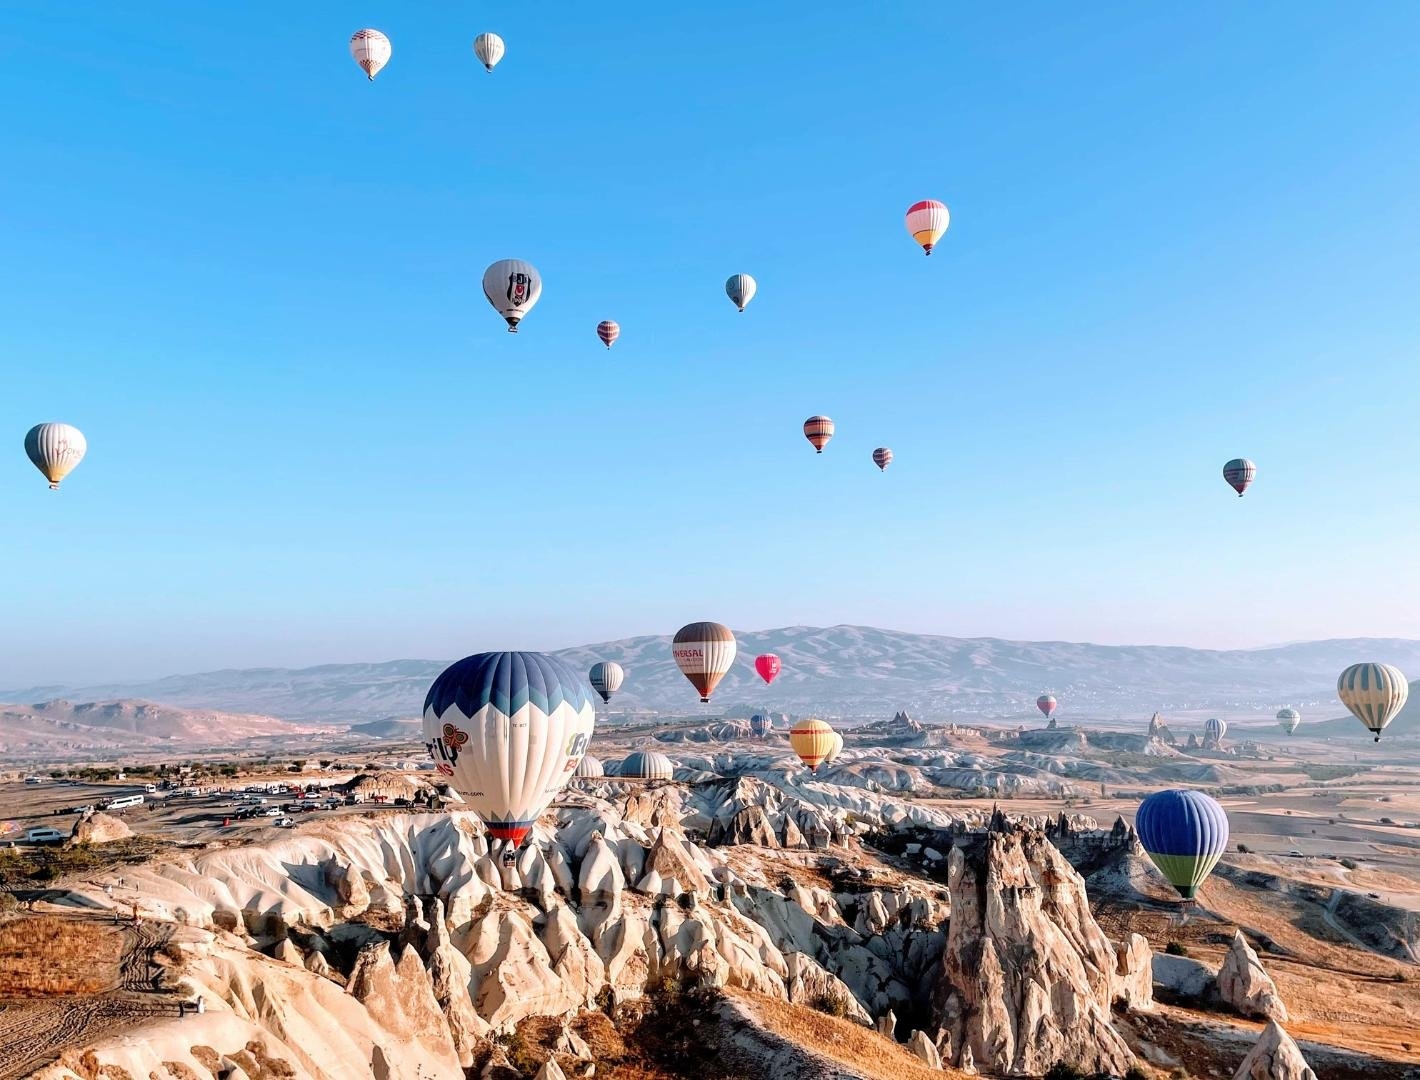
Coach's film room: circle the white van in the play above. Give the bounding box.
[25,826,65,843]
[143,784,158,794]
[103,794,144,811]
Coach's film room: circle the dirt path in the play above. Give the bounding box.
[0,917,178,1080]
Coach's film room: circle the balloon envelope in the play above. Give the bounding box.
[350,29,391,80]
[1204,718,1227,744]
[1337,663,1409,742]
[905,199,950,255]
[574,754,604,779]
[589,661,624,704]
[24,423,87,490]
[621,750,674,781]
[1036,694,1057,718]
[1136,789,1229,900]
[824,730,844,765]
[872,447,893,471]
[423,651,594,847]
[672,622,737,703]
[750,713,773,738]
[725,274,757,311]
[482,259,542,332]
[754,654,781,685]
[789,719,835,772]
[1222,458,1256,496]
[1276,707,1301,735]
[596,320,620,349]
[803,416,834,453]
[473,32,505,72]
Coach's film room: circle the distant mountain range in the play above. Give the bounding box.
[0,698,321,757]
[6,626,1420,726]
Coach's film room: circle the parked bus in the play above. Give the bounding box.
[103,794,144,811]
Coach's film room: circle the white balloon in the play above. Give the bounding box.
[482,259,543,332]
[24,423,87,490]
[350,29,392,81]
[424,652,594,847]
[474,33,505,72]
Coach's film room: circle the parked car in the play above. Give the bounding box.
[262,808,282,817]
[1288,849,1304,857]
[274,817,295,828]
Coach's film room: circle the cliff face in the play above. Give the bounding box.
[930,828,1140,1076]
[24,784,1147,1080]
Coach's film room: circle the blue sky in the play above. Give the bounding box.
[5,3,1420,685]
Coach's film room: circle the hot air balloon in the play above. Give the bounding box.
[482,259,542,332]
[24,423,87,490]
[754,654,782,685]
[824,730,844,765]
[803,416,835,453]
[905,199,950,255]
[1222,458,1256,496]
[1036,694,1057,720]
[574,754,605,779]
[596,320,620,349]
[1276,707,1301,736]
[1204,718,1227,746]
[750,713,773,738]
[672,622,737,703]
[789,719,835,773]
[872,447,893,471]
[621,750,674,781]
[1135,789,1229,900]
[473,32,505,72]
[350,29,391,80]
[1338,663,1409,742]
[423,651,594,848]
[589,661,624,704]
[725,274,757,312]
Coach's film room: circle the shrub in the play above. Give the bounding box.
[1124,1069,1149,1080]
[1340,858,1358,870]
[810,990,850,1018]
[1044,1064,1087,1080]
[1236,843,1251,854]
[1165,941,1189,956]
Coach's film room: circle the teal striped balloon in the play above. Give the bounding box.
[1337,663,1408,742]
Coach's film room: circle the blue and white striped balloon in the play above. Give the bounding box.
[424,651,594,846]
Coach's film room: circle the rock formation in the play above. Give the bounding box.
[1217,930,1289,1022]
[66,810,132,846]
[32,782,1155,1080]
[1232,1021,1319,1080]
[929,829,1140,1076]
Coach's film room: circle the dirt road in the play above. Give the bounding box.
[0,916,177,1080]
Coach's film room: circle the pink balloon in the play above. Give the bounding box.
[755,654,782,685]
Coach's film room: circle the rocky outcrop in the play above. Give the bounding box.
[1217,930,1288,1022]
[1152,952,1218,1003]
[67,811,131,846]
[930,829,1137,1076]
[1112,933,1154,1010]
[1233,1021,1318,1080]
[907,1029,941,1067]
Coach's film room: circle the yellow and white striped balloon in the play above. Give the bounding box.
[1337,663,1408,742]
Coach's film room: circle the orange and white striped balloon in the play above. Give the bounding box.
[905,199,949,255]
[789,718,836,773]
[803,415,835,453]
[596,320,620,349]
[672,621,738,703]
